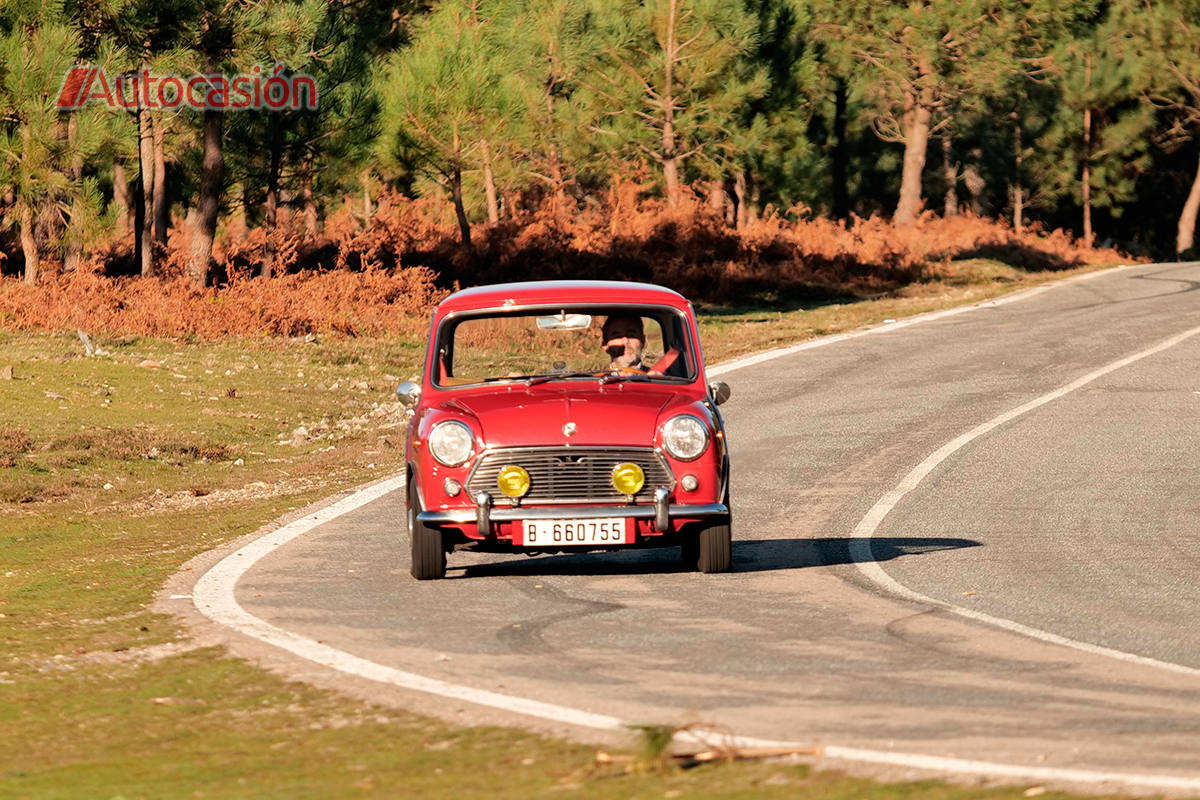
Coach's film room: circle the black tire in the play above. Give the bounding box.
[696,517,731,574]
[408,482,445,580]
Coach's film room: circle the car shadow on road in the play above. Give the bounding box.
[454,549,694,578]
[734,536,982,573]
[452,536,980,578]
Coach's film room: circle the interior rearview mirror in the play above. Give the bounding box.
[536,312,592,331]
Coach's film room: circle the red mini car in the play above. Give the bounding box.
[397,280,732,579]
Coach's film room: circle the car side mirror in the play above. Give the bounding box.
[708,380,731,406]
[396,381,422,410]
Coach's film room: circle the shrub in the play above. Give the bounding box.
[0,192,1128,339]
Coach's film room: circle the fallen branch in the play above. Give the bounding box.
[595,743,822,767]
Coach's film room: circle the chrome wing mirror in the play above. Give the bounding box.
[708,380,731,406]
[396,381,421,410]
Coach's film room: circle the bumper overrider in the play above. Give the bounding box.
[418,487,728,537]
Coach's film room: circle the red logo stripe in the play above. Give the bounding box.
[55,65,93,109]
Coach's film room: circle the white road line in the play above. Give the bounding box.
[850,322,1200,677]
[819,747,1200,793]
[706,263,1136,378]
[193,475,631,734]
[191,478,1200,792]
[190,262,1200,792]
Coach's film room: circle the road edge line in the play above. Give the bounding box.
[849,322,1200,677]
[707,262,1139,378]
[185,261,1200,792]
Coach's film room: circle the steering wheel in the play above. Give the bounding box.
[588,365,647,378]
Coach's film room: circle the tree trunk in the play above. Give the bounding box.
[547,142,566,217]
[261,126,282,278]
[19,205,39,285]
[265,132,280,229]
[733,170,748,231]
[548,154,565,216]
[226,181,247,239]
[660,0,683,206]
[186,107,223,287]
[302,159,318,240]
[63,225,84,273]
[133,142,146,273]
[481,139,499,224]
[894,92,932,227]
[137,106,155,275]
[1177,148,1200,257]
[113,160,130,237]
[1012,114,1024,232]
[831,79,849,220]
[707,180,725,217]
[450,166,471,248]
[662,156,682,205]
[1082,106,1093,245]
[1080,55,1094,245]
[361,169,373,224]
[153,117,168,246]
[63,114,85,273]
[963,148,986,216]
[941,135,957,217]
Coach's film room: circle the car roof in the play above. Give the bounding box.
[434,280,691,316]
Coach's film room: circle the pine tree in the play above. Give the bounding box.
[735,0,820,222]
[377,0,525,246]
[500,0,596,217]
[105,0,198,276]
[0,4,105,284]
[1034,0,1155,244]
[579,0,766,206]
[1144,0,1200,255]
[226,0,328,275]
[814,0,1023,226]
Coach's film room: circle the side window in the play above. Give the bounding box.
[642,316,666,362]
[640,314,691,378]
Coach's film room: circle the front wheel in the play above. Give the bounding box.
[696,517,732,573]
[408,482,445,580]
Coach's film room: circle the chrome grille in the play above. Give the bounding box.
[467,446,675,504]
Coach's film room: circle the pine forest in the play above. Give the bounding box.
[2,0,1199,335]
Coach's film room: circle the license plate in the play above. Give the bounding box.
[518,517,631,546]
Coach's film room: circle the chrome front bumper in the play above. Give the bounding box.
[417,488,727,536]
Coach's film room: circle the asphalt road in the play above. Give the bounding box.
[227,262,1200,785]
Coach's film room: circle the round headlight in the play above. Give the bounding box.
[428,420,474,466]
[661,415,709,461]
[612,462,645,496]
[497,465,530,498]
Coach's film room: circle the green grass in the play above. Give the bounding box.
[0,260,1137,799]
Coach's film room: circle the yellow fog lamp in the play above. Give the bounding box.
[611,462,645,497]
[497,465,531,498]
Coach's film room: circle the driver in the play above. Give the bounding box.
[601,315,646,370]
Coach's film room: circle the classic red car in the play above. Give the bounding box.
[397,280,732,579]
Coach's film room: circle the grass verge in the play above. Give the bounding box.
[0,260,1135,798]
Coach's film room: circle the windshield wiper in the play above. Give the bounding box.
[599,371,652,385]
[524,370,601,386]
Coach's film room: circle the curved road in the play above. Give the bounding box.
[181,262,1200,791]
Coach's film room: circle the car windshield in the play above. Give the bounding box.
[434,307,696,387]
